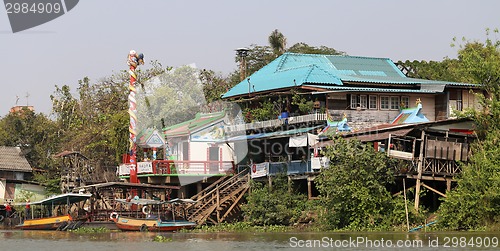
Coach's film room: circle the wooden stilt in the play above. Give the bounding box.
[403,178,410,232]
[307,177,312,200]
[446,178,452,191]
[421,182,447,198]
[197,182,202,194]
[414,130,426,211]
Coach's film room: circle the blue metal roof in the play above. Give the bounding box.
[304,85,439,93]
[222,53,476,98]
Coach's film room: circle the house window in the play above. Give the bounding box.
[360,95,367,109]
[369,95,377,109]
[380,96,390,110]
[390,96,400,110]
[350,94,367,109]
[401,96,410,109]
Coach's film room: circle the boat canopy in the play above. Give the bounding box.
[115,198,197,205]
[14,193,91,206]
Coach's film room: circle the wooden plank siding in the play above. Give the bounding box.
[327,93,436,128]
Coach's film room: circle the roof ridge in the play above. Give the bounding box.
[284,52,392,61]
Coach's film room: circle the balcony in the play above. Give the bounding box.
[118,160,235,176]
[225,113,328,133]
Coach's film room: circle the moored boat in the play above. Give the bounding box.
[15,193,91,230]
[111,198,197,232]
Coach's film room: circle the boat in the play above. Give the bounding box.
[111,197,197,232]
[15,193,91,230]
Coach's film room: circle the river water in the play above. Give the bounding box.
[1,230,499,250]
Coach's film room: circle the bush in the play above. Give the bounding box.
[315,137,397,230]
[242,174,306,226]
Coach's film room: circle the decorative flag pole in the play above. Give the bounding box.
[127,50,144,183]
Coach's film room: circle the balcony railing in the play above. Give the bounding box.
[118,160,235,176]
[225,113,328,133]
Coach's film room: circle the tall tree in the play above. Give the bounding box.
[438,28,500,230]
[268,29,287,57]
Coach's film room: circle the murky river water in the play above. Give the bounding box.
[1,230,499,250]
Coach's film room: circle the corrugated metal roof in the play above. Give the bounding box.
[222,53,476,98]
[0,146,33,172]
[163,111,225,137]
[305,85,438,93]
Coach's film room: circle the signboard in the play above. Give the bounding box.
[311,157,329,170]
[118,164,135,175]
[251,162,269,179]
[137,162,153,173]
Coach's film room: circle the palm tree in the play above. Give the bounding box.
[268,29,287,57]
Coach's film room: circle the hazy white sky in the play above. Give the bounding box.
[1,0,499,116]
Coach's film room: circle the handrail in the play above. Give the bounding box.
[187,169,249,209]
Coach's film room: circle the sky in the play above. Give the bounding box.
[1,0,499,116]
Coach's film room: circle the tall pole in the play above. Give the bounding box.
[127,50,143,184]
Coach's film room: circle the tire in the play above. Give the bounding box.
[56,221,68,231]
[140,224,148,232]
[71,221,84,230]
[142,206,151,215]
[62,222,73,231]
[0,215,4,222]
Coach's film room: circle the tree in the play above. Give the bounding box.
[0,109,61,193]
[48,60,170,184]
[438,29,500,230]
[288,42,345,55]
[268,29,287,57]
[199,69,230,103]
[242,174,306,226]
[315,137,396,230]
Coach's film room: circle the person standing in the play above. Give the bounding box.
[25,200,31,220]
[5,203,12,218]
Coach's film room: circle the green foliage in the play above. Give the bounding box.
[199,69,231,103]
[288,42,345,55]
[438,28,500,230]
[243,99,277,122]
[439,132,500,230]
[190,222,292,233]
[69,227,110,234]
[315,137,396,230]
[291,91,314,115]
[152,235,172,242]
[242,174,307,226]
[269,29,287,57]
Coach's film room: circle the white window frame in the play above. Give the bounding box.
[359,95,367,109]
[390,96,400,110]
[350,94,357,109]
[350,94,367,109]
[369,95,377,110]
[380,96,390,110]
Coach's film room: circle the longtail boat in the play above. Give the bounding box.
[15,193,91,230]
[111,198,197,232]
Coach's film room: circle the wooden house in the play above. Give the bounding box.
[223,53,480,130]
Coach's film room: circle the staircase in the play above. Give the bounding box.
[186,169,250,225]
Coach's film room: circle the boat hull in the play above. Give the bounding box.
[16,215,71,230]
[115,216,196,231]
